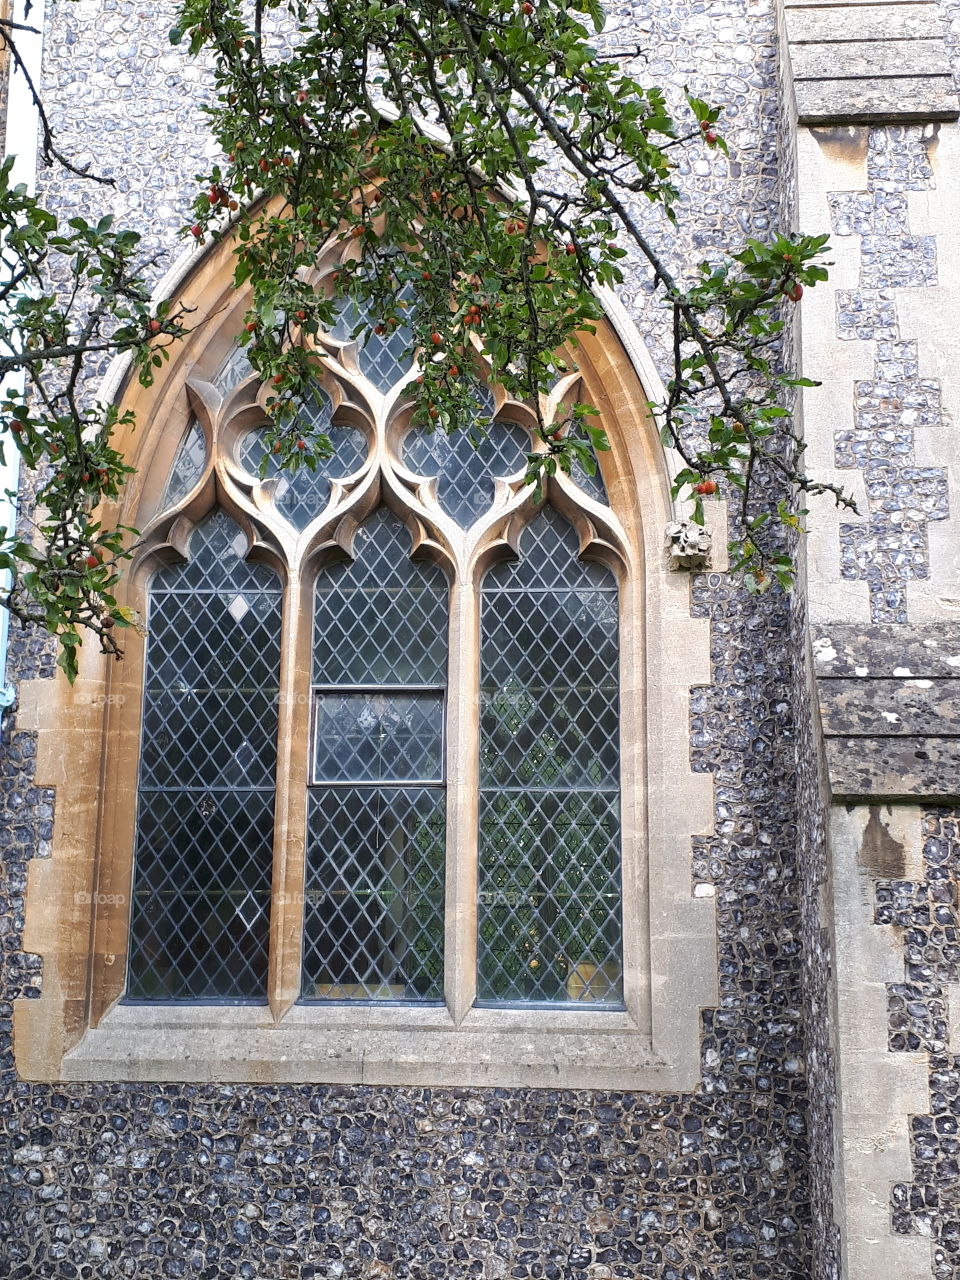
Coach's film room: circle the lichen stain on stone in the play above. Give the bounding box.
[858,805,906,878]
[810,125,868,168]
[922,122,941,166]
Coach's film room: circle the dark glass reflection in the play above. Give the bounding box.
[477,507,623,1006]
[126,511,282,1001]
[302,510,447,1003]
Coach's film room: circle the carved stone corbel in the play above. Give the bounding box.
[665,519,712,570]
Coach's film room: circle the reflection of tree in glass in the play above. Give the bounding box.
[477,508,623,1005]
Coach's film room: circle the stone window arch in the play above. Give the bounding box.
[14,223,717,1088]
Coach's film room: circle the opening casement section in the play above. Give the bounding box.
[13,224,717,1087]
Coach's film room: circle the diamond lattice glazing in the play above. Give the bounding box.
[477,507,623,1006]
[304,508,448,1001]
[161,419,206,509]
[330,292,415,392]
[313,509,448,685]
[301,786,445,1002]
[126,511,282,1001]
[402,385,529,527]
[238,391,367,530]
[212,344,254,395]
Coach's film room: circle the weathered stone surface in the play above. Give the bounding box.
[795,77,959,125]
[826,736,960,799]
[812,623,960,678]
[819,677,960,736]
[792,39,952,83]
[785,0,958,121]
[787,6,943,44]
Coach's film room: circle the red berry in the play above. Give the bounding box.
[430,332,443,345]
[148,319,161,335]
[272,373,284,385]
[694,480,718,496]
[296,439,306,450]
[295,310,307,322]
[522,2,533,13]
[190,224,202,239]
[565,243,576,255]
[245,321,257,333]
[704,130,718,144]
[297,90,308,104]
[786,282,803,302]
[85,553,100,568]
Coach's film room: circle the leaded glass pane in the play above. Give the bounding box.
[402,386,529,527]
[477,507,623,1006]
[238,391,367,530]
[313,509,447,685]
[302,787,445,1002]
[569,430,608,504]
[314,691,443,784]
[213,343,254,395]
[303,508,448,1003]
[329,292,414,392]
[161,419,206,509]
[127,511,282,1002]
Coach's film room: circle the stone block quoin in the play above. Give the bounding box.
[784,0,960,123]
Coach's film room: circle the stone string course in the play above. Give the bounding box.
[0,1,845,1277]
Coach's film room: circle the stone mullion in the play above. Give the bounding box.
[444,573,480,1024]
[266,568,311,1020]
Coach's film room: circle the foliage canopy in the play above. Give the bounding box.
[0,0,841,679]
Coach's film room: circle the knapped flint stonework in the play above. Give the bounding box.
[0,0,849,1277]
[830,128,950,626]
[876,809,960,1279]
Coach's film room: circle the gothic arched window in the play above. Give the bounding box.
[123,278,626,1014]
[16,227,717,1090]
